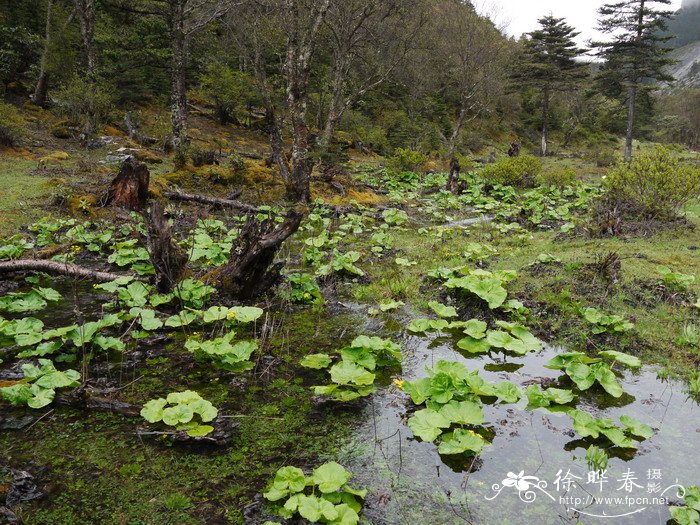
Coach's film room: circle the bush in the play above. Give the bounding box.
[386,147,427,173]
[603,147,700,219]
[54,76,113,133]
[198,64,258,125]
[0,101,24,146]
[480,155,543,187]
[537,167,577,188]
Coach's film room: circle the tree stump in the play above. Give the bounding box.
[447,157,461,194]
[203,210,303,299]
[145,201,189,293]
[508,141,521,157]
[104,157,150,210]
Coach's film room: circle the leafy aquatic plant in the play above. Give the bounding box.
[566,409,652,449]
[657,265,695,292]
[443,269,517,310]
[140,390,218,437]
[285,273,323,305]
[0,359,80,408]
[585,445,609,472]
[263,462,366,524]
[545,350,641,398]
[456,320,542,356]
[302,336,402,402]
[402,360,519,455]
[581,307,634,335]
[316,250,364,277]
[0,286,62,313]
[381,208,408,226]
[524,385,576,407]
[185,332,257,372]
[669,486,700,525]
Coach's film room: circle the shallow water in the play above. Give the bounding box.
[337,328,700,525]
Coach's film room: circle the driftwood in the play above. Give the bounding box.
[0,260,137,282]
[145,201,189,293]
[203,210,303,299]
[103,157,150,210]
[163,190,260,213]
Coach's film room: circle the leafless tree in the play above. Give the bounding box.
[316,0,422,155]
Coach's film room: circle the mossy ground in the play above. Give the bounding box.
[0,308,361,525]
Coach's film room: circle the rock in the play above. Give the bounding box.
[2,468,43,506]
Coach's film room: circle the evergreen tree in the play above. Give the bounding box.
[594,0,675,161]
[511,15,588,156]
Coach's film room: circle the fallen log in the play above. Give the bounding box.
[0,260,139,282]
[163,190,260,213]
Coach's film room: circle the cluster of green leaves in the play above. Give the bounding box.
[108,238,154,275]
[545,350,641,398]
[585,444,609,472]
[403,360,520,454]
[284,273,323,305]
[430,267,517,310]
[524,385,576,407]
[670,486,700,525]
[1,313,124,359]
[0,234,34,260]
[185,332,257,372]
[301,336,402,402]
[316,250,364,278]
[0,286,62,313]
[462,242,498,262]
[140,390,218,437]
[582,307,634,334]
[566,409,652,449]
[180,218,238,267]
[381,208,408,226]
[456,320,542,356]
[603,146,700,220]
[657,265,695,292]
[0,359,80,408]
[263,462,366,524]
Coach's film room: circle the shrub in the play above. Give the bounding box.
[191,147,218,167]
[537,167,577,188]
[198,64,258,125]
[0,101,24,146]
[54,76,113,133]
[603,147,700,219]
[386,147,427,173]
[481,155,543,187]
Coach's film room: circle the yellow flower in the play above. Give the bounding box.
[303,292,311,299]
[226,311,237,319]
[393,378,404,390]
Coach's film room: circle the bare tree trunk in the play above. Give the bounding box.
[33,0,53,107]
[170,0,188,148]
[541,85,550,157]
[318,56,349,153]
[74,0,96,78]
[624,84,637,162]
[446,105,469,161]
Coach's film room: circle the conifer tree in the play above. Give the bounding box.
[512,15,588,156]
[594,0,675,161]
